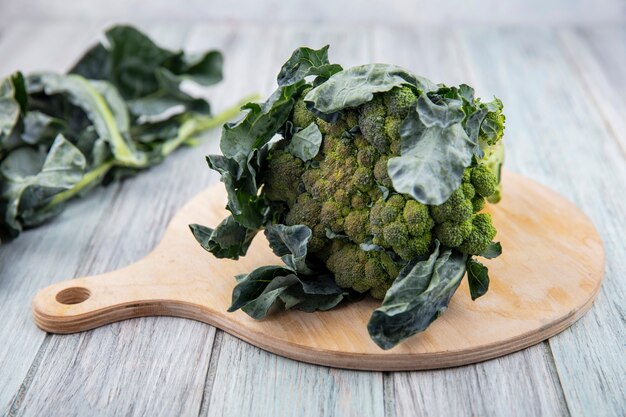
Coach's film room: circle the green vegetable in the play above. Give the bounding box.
[0,25,256,243]
[192,45,506,349]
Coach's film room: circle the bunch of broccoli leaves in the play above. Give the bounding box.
[0,25,254,243]
[191,46,506,349]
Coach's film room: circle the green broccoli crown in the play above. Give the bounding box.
[262,86,501,298]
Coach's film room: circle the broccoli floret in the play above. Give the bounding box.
[320,200,346,232]
[357,145,378,168]
[403,200,434,236]
[458,213,497,255]
[472,196,486,213]
[384,86,418,118]
[434,219,472,247]
[430,188,473,223]
[344,210,371,243]
[471,164,498,198]
[292,88,315,128]
[264,150,304,205]
[373,155,392,187]
[285,193,321,228]
[358,96,389,153]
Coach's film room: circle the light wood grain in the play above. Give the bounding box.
[31,172,604,370]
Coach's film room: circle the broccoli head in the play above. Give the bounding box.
[261,86,502,298]
[197,49,508,351]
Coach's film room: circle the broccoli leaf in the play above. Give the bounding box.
[279,282,344,312]
[0,135,86,240]
[277,45,343,87]
[285,122,322,161]
[228,265,294,311]
[220,86,297,171]
[206,154,269,229]
[225,223,346,319]
[240,274,302,319]
[264,224,313,274]
[416,92,465,128]
[387,105,475,205]
[0,72,27,151]
[190,217,258,260]
[209,46,342,236]
[480,241,502,259]
[27,73,147,167]
[0,25,233,245]
[367,242,468,349]
[221,46,338,169]
[467,258,490,300]
[304,64,437,122]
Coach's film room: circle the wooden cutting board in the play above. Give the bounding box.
[31,172,604,371]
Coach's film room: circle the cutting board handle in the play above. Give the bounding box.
[31,260,197,334]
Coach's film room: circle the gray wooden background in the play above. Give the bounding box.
[0,1,625,416]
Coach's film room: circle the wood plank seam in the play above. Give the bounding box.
[543,342,573,417]
[5,335,51,417]
[382,372,395,417]
[197,331,225,417]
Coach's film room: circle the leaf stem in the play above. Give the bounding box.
[45,93,260,209]
[47,159,116,207]
[160,93,260,157]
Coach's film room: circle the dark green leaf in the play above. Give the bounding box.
[228,265,293,312]
[279,284,344,312]
[0,72,27,149]
[70,25,220,118]
[206,154,268,230]
[264,224,312,273]
[69,43,110,80]
[367,242,468,349]
[22,111,67,146]
[304,64,436,121]
[480,242,502,259]
[220,86,298,170]
[241,274,300,319]
[467,258,490,300]
[387,105,475,205]
[277,45,342,87]
[189,216,258,260]
[416,93,465,128]
[27,73,146,167]
[284,122,322,161]
[0,135,86,237]
[157,50,223,87]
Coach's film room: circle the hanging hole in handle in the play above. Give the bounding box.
[56,287,91,305]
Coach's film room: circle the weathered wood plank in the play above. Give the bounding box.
[558,26,626,153]
[205,334,384,417]
[458,27,626,417]
[390,347,568,417]
[5,23,226,417]
[0,22,125,415]
[372,25,569,417]
[191,23,385,417]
